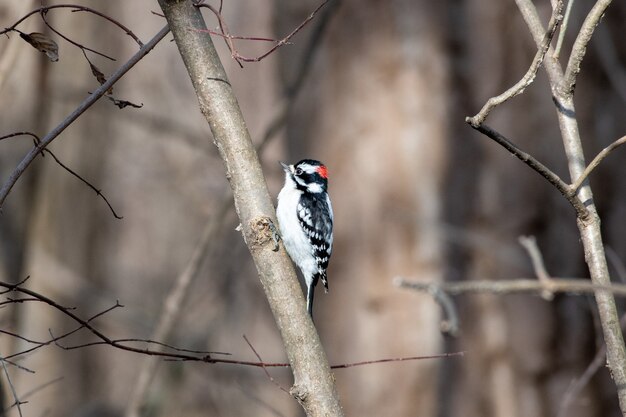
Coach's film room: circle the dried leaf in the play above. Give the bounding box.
[20,32,59,62]
[104,95,143,109]
[89,62,113,94]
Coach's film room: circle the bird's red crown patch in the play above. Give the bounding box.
[317,165,328,179]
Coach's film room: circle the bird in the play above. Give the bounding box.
[276,159,334,318]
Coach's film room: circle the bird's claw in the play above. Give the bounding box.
[269,221,281,251]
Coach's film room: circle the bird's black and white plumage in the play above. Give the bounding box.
[276,159,333,318]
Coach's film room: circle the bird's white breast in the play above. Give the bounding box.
[276,186,317,286]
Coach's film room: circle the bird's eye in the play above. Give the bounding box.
[294,168,303,175]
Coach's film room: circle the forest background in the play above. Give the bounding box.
[0,0,625,416]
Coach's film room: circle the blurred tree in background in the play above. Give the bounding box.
[0,0,625,416]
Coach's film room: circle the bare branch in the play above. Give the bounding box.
[557,343,606,416]
[486,0,626,411]
[395,277,626,298]
[40,8,116,61]
[519,236,551,283]
[331,351,465,369]
[572,135,626,191]
[0,25,170,211]
[400,281,459,337]
[0,132,123,218]
[40,148,123,219]
[466,0,563,126]
[519,235,554,300]
[466,123,589,220]
[195,0,331,65]
[1,354,24,417]
[243,335,290,394]
[563,0,613,94]
[558,313,626,417]
[0,4,144,47]
[553,0,575,59]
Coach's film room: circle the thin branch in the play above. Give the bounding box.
[519,235,554,300]
[243,335,290,394]
[466,123,589,220]
[2,376,64,416]
[40,148,123,219]
[40,8,116,61]
[256,0,340,156]
[0,4,143,47]
[0,353,34,374]
[195,0,331,65]
[553,0,575,59]
[0,132,123,218]
[562,0,613,94]
[0,0,38,93]
[558,313,626,417]
[395,277,626,298]
[418,283,459,336]
[330,352,465,369]
[519,236,551,283]
[466,0,564,126]
[557,343,606,417]
[0,25,170,211]
[1,354,24,417]
[3,279,459,376]
[571,135,626,191]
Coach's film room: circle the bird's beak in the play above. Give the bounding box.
[280,162,291,173]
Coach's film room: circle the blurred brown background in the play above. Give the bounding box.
[1,0,625,416]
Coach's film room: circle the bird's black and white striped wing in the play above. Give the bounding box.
[297,193,333,289]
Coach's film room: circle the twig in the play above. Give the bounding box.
[40,8,116,61]
[571,135,626,191]
[466,123,589,220]
[553,0,574,59]
[330,351,465,369]
[0,132,122,217]
[0,4,143,47]
[562,0,613,95]
[3,278,463,376]
[4,376,64,414]
[0,0,38,93]
[557,343,606,417]
[0,25,170,211]
[557,313,626,417]
[243,335,290,393]
[396,281,459,336]
[0,352,34,374]
[256,0,340,156]
[518,236,551,283]
[519,235,554,300]
[466,0,563,126]
[1,354,24,417]
[395,277,626,297]
[40,148,123,218]
[195,0,331,65]
[2,301,125,361]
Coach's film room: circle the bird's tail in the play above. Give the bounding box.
[306,283,315,318]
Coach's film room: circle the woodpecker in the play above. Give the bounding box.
[276,159,334,318]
